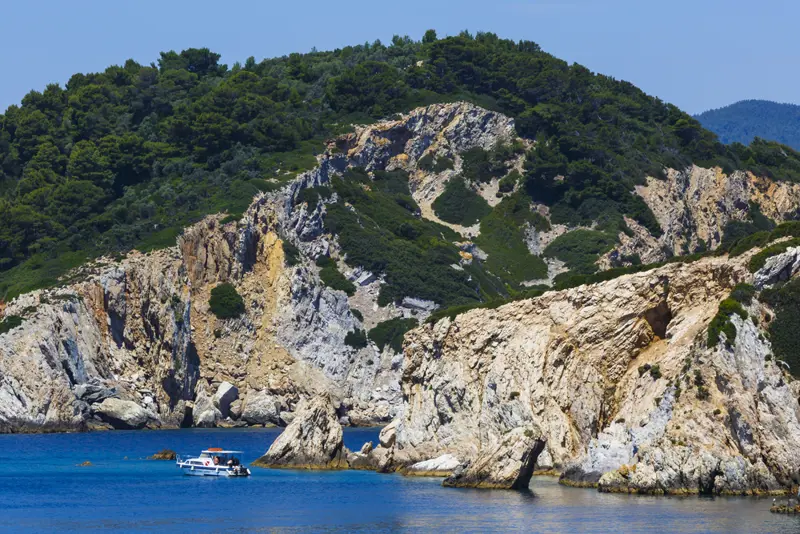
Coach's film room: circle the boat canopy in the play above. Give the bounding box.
[201,450,243,455]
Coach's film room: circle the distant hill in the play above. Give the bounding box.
[696,100,800,150]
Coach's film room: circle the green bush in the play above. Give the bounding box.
[498,171,520,193]
[282,241,301,266]
[461,147,507,183]
[220,214,241,225]
[649,365,662,380]
[417,153,435,171]
[317,257,356,296]
[208,283,245,319]
[432,178,492,225]
[351,309,364,322]
[324,168,493,307]
[0,315,24,335]
[433,156,455,173]
[475,193,548,285]
[368,317,418,353]
[707,297,745,348]
[345,329,368,349]
[544,229,617,275]
[729,283,756,305]
[761,277,800,377]
[749,238,800,272]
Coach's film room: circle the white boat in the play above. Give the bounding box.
[176,448,251,477]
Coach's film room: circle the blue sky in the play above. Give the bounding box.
[1,0,796,115]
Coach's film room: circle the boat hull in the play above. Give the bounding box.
[177,463,251,477]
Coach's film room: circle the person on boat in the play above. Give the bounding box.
[213,456,220,466]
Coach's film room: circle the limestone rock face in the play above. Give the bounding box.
[379,420,397,448]
[443,426,546,489]
[388,252,800,494]
[606,166,800,266]
[405,454,462,477]
[1,102,514,433]
[252,395,348,469]
[754,246,800,289]
[213,382,239,419]
[92,398,152,430]
[192,388,221,428]
[241,390,282,426]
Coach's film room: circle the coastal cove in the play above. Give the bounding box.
[0,428,794,533]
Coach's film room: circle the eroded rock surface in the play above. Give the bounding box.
[252,395,348,469]
[387,252,800,494]
[442,426,546,489]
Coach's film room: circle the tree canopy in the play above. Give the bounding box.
[1,31,798,299]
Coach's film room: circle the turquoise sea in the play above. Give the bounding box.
[0,428,795,533]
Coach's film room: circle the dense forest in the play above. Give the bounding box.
[3,30,800,300]
[696,100,800,150]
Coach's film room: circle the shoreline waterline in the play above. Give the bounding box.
[0,428,796,533]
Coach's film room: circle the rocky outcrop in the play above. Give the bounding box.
[213,382,238,419]
[442,426,546,489]
[404,454,462,477]
[607,166,800,265]
[386,252,800,494]
[252,395,348,469]
[241,390,282,426]
[93,398,153,430]
[754,246,800,289]
[2,103,517,433]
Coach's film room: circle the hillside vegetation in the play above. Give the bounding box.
[696,100,800,151]
[3,31,800,300]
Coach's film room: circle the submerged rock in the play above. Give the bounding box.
[443,426,546,490]
[148,449,177,460]
[92,398,151,430]
[252,395,348,469]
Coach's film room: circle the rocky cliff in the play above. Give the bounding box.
[3,101,800,501]
[385,252,800,494]
[604,166,800,267]
[0,102,520,433]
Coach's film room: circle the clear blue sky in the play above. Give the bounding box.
[1,0,796,115]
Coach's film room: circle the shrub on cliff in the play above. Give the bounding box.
[761,277,800,377]
[0,315,24,335]
[368,317,418,353]
[209,283,245,319]
[316,257,356,296]
[432,177,491,226]
[707,297,747,348]
[345,329,368,349]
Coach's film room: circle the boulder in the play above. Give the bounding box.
[193,389,221,428]
[279,411,295,426]
[360,441,374,454]
[754,247,800,289]
[405,454,461,477]
[241,390,282,425]
[443,426,546,490]
[229,399,243,420]
[92,398,150,430]
[212,382,239,418]
[379,419,397,448]
[74,383,117,405]
[252,394,348,469]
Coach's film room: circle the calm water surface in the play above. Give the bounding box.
[0,428,795,533]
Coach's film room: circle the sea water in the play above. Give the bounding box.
[0,428,795,533]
